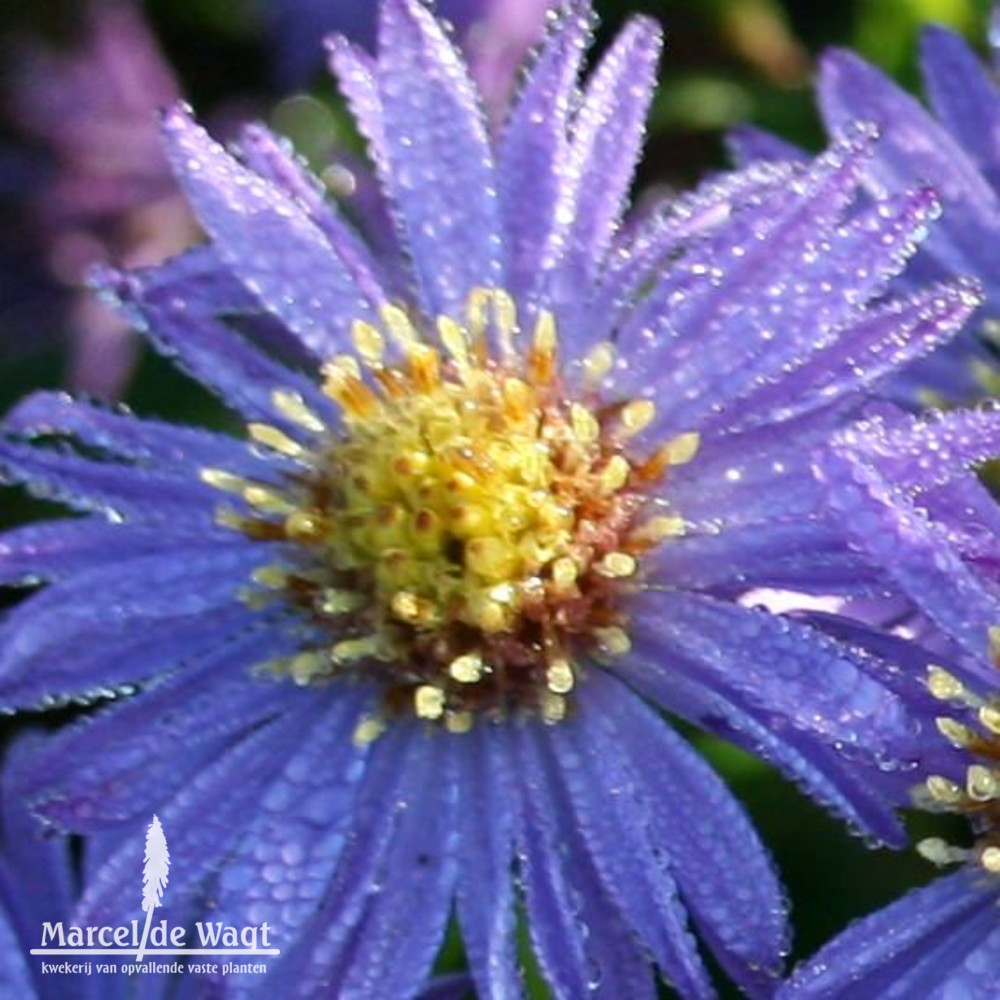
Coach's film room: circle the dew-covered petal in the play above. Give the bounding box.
[541,720,712,998]
[820,49,1000,213]
[16,625,309,832]
[589,160,798,343]
[327,41,387,184]
[780,870,997,999]
[91,260,329,431]
[276,722,447,997]
[330,734,459,1000]
[5,392,258,477]
[612,129,885,433]
[0,436,219,524]
[374,0,501,318]
[618,128,877,350]
[542,16,662,322]
[664,410,833,528]
[236,122,390,309]
[828,406,1000,493]
[0,519,196,586]
[819,49,1000,283]
[576,671,788,995]
[162,105,379,357]
[657,518,880,596]
[75,702,321,928]
[631,591,922,767]
[719,277,981,434]
[0,736,83,1000]
[497,3,591,299]
[0,874,39,998]
[91,258,322,436]
[622,644,907,843]
[512,723,659,1000]
[453,724,521,999]
[205,685,375,994]
[818,418,1000,659]
[0,545,258,708]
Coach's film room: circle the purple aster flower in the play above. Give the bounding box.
[6,0,197,397]
[775,395,1000,995]
[267,0,555,118]
[731,20,1000,404]
[0,0,983,995]
[779,660,1000,999]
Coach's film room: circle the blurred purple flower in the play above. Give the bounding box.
[6,0,198,397]
[779,651,1000,998]
[731,22,1000,405]
[774,401,1000,995]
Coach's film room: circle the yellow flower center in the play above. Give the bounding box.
[917,650,1000,876]
[202,289,698,733]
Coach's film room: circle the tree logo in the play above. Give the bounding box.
[136,815,170,961]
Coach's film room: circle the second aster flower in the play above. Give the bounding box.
[0,0,982,996]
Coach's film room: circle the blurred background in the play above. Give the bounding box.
[0,0,994,995]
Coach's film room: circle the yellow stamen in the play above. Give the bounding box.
[449,653,484,684]
[415,685,446,720]
[272,389,326,433]
[353,716,386,746]
[351,321,386,366]
[546,658,574,694]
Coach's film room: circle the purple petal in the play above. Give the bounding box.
[236,122,390,309]
[327,41,387,179]
[332,735,459,999]
[0,519,201,586]
[0,545,257,708]
[657,518,880,596]
[0,884,39,999]
[208,686,375,992]
[589,160,798,342]
[541,716,713,999]
[623,646,907,843]
[374,0,502,317]
[612,128,885,434]
[0,436,218,524]
[920,26,1000,177]
[17,627,309,832]
[820,48,999,211]
[92,260,331,432]
[583,670,787,995]
[631,591,923,768]
[5,391,259,477]
[284,723,449,996]
[542,16,662,321]
[75,701,322,927]
[780,871,997,999]
[719,277,981,433]
[818,415,1000,658]
[512,723,659,999]
[453,725,521,998]
[819,48,1000,285]
[508,723,654,998]
[162,105,380,357]
[497,2,591,298]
